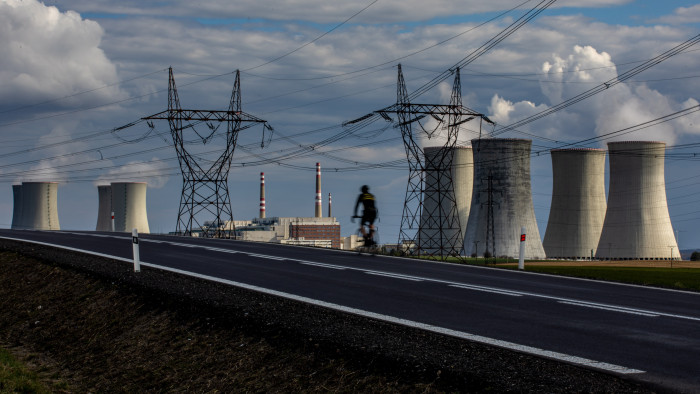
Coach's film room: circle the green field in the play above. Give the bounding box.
[514,266,700,292]
[407,253,700,292]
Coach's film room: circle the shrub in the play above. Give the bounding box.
[691,251,700,261]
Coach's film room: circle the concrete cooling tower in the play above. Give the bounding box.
[543,149,607,259]
[418,146,473,254]
[596,141,678,260]
[95,185,112,231]
[111,182,150,233]
[11,184,23,230]
[19,182,60,230]
[463,138,545,259]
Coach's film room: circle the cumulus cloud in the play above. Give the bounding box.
[0,0,122,109]
[488,45,700,145]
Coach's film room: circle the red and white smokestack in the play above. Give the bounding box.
[315,162,322,217]
[328,192,332,217]
[259,172,266,219]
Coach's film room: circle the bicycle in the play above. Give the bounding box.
[352,215,380,254]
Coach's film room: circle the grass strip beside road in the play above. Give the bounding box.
[514,266,700,292]
[0,347,53,393]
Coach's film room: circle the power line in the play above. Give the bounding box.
[243,0,380,72]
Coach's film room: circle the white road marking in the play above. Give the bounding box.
[298,261,347,270]
[364,271,424,281]
[449,284,524,297]
[0,234,646,375]
[247,253,287,260]
[558,301,660,317]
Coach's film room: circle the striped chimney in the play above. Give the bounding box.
[260,172,266,219]
[315,162,322,217]
[328,192,332,217]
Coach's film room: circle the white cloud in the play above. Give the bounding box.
[488,45,700,145]
[0,0,122,109]
[655,5,700,25]
[488,94,548,125]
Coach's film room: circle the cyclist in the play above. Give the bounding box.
[352,185,378,246]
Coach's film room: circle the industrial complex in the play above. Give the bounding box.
[7,139,685,260]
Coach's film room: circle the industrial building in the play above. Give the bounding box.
[13,182,60,231]
[543,148,607,259]
[596,141,679,260]
[232,216,341,248]
[95,185,113,231]
[229,164,341,248]
[418,146,473,255]
[111,182,150,234]
[463,138,545,259]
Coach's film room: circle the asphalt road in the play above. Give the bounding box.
[2,229,699,392]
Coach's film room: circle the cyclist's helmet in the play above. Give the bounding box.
[361,185,369,193]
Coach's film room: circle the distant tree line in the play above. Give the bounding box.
[691,251,700,261]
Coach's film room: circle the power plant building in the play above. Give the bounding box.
[596,141,678,260]
[111,182,150,234]
[463,138,545,259]
[232,216,340,248]
[16,182,60,231]
[95,185,113,231]
[418,146,473,254]
[543,149,607,259]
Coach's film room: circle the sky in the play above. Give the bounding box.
[1,0,700,250]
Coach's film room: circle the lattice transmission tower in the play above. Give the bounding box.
[144,67,271,238]
[371,65,493,258]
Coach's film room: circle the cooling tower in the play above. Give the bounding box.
[543,149,607,259]
[596,141,678,260]
[418,146,473,254]
[19,182,60,230]
[95,185,112,231]
[463,138,545,258]
[11,184,23,230]
[111,182,150,233]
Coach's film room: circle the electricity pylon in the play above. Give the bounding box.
[371,64,492,258]
[144,67,271,238]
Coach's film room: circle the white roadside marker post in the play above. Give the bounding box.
[111,211,115,232]
[518,226,526,270]
[132,228,140,272]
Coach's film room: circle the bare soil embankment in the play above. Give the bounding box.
[0,239,659,392]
